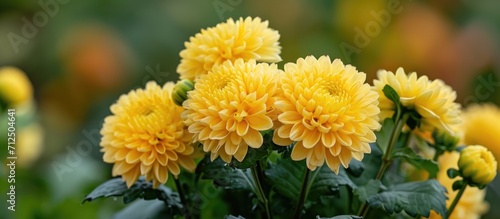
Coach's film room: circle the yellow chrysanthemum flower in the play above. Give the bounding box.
[182,59,280,163]
[177,17,282,81]
[100,81,196,188]
[0,66,33,106]
[373,68,461,135]
[462,103,500,169]
[272,56,381,173]
[428,151,489,219]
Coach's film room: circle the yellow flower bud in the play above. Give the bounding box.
[172,79,194,106]
[458,145,497,186]
[0,66,33,106]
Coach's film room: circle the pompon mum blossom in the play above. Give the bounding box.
[373,68,461,135]
[182,58,280,163]
[272,55,381,173]
[177,17,282,81]
[100,82,196,188]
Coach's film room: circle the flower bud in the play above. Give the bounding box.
[172,79,194,106]
[432,129,459,152]
[0,66,33,106]
[458,145,497,186]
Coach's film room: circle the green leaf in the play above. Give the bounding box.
[375,118,395,153]
[354,179,385,202]
[447,168,460,179]
[382,84,402,121]
[365,180,447,218]
[309,165,357,201]
[317,216,362,219]
[82,177,182,208]
[383,84,401,106]
[265,158,306,200]
[452,180,465,191]
[390,147,439,178]
[82,178,128,203]
[196,155,253,191]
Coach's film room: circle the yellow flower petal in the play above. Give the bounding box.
[247,115,273,130]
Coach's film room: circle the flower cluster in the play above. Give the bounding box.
[96,17,499,219]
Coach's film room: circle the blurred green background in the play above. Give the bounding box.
[0,0,500,218]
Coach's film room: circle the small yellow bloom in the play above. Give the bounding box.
[100,81,196,188]
[462,103,500,169]
[458,145,497,186]
[428,151,489,219]
[172,79,194,106]
[182,59,280,163]
[373,68,461,135]
[0,66,33,106]
[17,122,44,167]
[273,56,381,173]
[177,17,282,81]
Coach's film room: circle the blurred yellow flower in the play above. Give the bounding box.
[0,66,33,106]
[177,17,282,81]
[429,151,489,219]
[458,145,497,186]
[182,59,280,163]
[100,82,196,188]
[462,104,500,169]
[17,123,44,167]
[373,68,461,135]
[273,56,380,173]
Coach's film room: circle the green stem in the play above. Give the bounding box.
[251,163,272,219]
[174,177,191,219]
[357,201,370,218]
[375,113,410,180]
[358,113,410,218]
[446,181,467,217]
[293,168,311,219]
